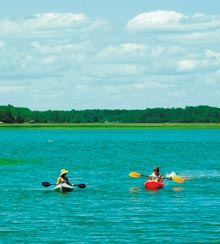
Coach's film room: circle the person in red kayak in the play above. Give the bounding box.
[56,169,74,186]
[149,166,163,182]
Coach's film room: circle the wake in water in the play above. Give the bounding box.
[166,171,178,178]
[166,171,187,179]
[167,171,220,181]
[166,171,188,182]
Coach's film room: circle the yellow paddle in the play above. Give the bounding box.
[169,176,185,183]
[129,172,147,178]
[129,171,186,183]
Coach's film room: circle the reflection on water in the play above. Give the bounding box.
[129,187,141,193]
[173,187,184,192]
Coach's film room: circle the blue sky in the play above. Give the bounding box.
[1,0,220,110]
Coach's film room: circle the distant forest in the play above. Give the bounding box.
[0,105,220,123]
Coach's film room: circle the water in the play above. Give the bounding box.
[0,129,220,243]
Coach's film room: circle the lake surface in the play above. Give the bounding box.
[1,129,220,243]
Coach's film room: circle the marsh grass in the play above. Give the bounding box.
[0,123,220,129]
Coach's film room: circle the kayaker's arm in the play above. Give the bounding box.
[65,178,74,186]
[56,176,62,185]
[67,182,74,186]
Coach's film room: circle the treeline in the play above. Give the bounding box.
[0,104,220,123]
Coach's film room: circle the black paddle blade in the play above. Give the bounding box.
[42,182,51,187]
[76,183,86,188]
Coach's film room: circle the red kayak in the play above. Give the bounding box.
[144,180,164,190]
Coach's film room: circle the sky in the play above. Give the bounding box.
[1,0,220,110]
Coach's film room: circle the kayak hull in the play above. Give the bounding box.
[54,183,74,193]
[144,181,164,190]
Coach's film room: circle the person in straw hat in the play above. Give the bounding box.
[56,169,74,186]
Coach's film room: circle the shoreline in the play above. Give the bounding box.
[0,123,220,129]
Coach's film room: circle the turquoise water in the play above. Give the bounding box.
[1,129,220,243]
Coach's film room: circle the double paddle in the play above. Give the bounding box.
[42,182,86,188]
[129,171,186,183]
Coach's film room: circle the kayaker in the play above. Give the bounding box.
[149,166,163,182]
[56,169,74,186]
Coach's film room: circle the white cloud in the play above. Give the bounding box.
[0,86,23,93]
[1,11,220,109]
[32,12,89,28]
[177,60,196,71]
[97,43,148,62]
[0,12,110,38]
[206,49,220,59]
[83,63,145,79]
[127,10,184,32]
[126,10,220,32]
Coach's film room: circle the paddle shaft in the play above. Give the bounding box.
[42,182,86,188]
[133,174,172,180]
[129,171,184,183]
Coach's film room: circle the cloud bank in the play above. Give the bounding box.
[0,11,220,110]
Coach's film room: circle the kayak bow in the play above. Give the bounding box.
[144,180,164,190]
[54,183,74,193]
